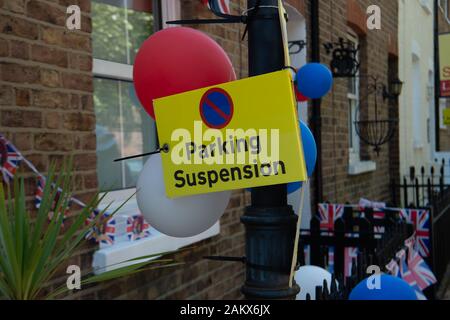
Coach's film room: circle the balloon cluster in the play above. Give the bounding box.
[132,28,332,238]
[133,27,236,238]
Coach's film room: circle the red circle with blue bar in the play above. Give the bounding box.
[199,88,234,129]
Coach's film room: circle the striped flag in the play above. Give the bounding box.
[344,247,358,277]
[202,0,231,14]
[35,176,71,225]
[397,249,427,300]
[0,135,22,183]
[405,238,437,291]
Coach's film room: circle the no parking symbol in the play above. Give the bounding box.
[199,88,234,129]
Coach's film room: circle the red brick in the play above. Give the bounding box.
[13,132,33,151]
[1,62,40,84]
[63,112,95,131]
[1,109,42,127]
[44,111,61,129]
[27,0,66,26]
[62,72,93,92]
[41,26,91,51]
[34,133,74,151]
[0,14,39,40]
[0,85,14,105]
[0,38,8,57]
[15,88,30,106]
[10,40,30,60]
[40,69,61,88]
[32,90,69,108]
[59,0,90,12]
[31,44,68,68]
[3,0,26,13]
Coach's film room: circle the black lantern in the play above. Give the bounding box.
[383,78,404,101]
[354,76,399,155]
[323,38,360,78]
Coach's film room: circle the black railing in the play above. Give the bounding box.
[391,161,450,293]
[298,206,414,299]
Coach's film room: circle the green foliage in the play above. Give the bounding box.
[0,162,180,300]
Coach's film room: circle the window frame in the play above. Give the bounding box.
[347,30,361,164]
[93,0,162,200]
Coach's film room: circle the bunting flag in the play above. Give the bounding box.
[35,176,71,226]
[318,203,344,231]
[303,244,310,266]
[0,135,22,183]
[127,214,151,241]
[386,259,400,277]
[405,237,437,291]
[400,209,431,257]
[397,249,427,300]
[344,247,358,278]
[202,0,231,14]
[327,246,335,274]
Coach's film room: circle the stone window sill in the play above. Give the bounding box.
[348,160,377,176]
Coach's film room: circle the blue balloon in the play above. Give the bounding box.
[287,121,317,194]
[296,63,333,99]
[349,274,418,300]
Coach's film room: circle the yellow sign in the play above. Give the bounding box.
[154,70,307,198]
[444,109,450,126]
[439,33,450,97]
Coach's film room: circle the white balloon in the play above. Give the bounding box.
[295,265,333,300]
[136,154,232,238]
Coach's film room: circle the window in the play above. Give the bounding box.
[440,0,450,22]
[92,0,159,193]
[347,31,361,164]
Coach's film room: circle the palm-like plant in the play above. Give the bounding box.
[0,162,180,300]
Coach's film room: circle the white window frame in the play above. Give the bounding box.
[92,0,220,273]
[347,30,377,175]
[440,0,450,24]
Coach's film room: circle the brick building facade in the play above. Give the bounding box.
[0,0,398,299]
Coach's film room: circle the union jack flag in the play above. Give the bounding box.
[406,242,437,291]
[85,209,112,242]
[99,217,116,246]
[127,214,151,241]
[386,259,400,277]
[35,176,71,225]
[0,135,22,183]
[400,209,431,257]
[398,250,427,300]
[327,247,335,273]
[318,203,344,231]
[202,0,230,15]
[344,247,358,278]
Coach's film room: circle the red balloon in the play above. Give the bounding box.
[133,27,236,119]
[295,85,308,102]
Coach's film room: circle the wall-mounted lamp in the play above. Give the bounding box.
[382,78,403,101]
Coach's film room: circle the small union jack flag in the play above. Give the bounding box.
[202,0,231,15]
[99,218,116,246]
[405,239,437,291]
[386,259,400,277]
[318,203,344,231]
[0,135,22,183]
[398,250,427,300]
[372,210,386,237]
[128,214,151,241]
[327,247,335,273]
[35,176,71,225]
[344,247,358,278]
[400,209,431,257]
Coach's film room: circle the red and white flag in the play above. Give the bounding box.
[202,0,231,15]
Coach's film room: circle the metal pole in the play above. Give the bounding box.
[310,0,323,204]
[240,0,300,300]
[434,0,441,152]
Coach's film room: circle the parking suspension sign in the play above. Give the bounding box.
[154,70,307,198]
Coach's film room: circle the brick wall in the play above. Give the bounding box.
[306,0,399,205]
